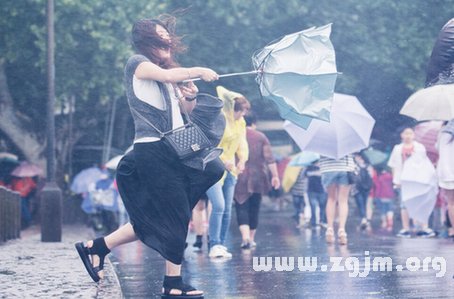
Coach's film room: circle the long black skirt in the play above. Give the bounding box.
[116,141,224,264]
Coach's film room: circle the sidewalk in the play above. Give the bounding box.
[0,224,123,298]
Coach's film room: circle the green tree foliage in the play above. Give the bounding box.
[1,0,453,173]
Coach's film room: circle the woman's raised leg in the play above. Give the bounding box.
[84,223,138,279]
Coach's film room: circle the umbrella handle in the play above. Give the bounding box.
[182,70,342,83]
[183,70,260,83]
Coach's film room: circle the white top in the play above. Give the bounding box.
[436,132,454,189]
[132,75,184,143]
[387,141,427,185]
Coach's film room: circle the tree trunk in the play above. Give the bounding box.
[0,59,46,172]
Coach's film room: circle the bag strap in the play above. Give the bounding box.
[170,84,193,125]
[130,106,166,137]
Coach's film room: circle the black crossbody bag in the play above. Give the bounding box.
[130,83,211,160]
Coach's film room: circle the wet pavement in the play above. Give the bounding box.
[110,202,454,298]
[0,224,122,299]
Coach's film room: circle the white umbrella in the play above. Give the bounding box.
[284,93,375,159]
[105,155,123,170]
[401,155,438,223]
[70,167,105,194]
[400,84,454,121]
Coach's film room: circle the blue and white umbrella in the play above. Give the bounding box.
[70,167,105,194]
[289,151,321,167]
[253,24,338,128]
[186,24,338,129]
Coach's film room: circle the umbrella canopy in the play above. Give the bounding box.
[401,155,438,223]
[0,153,20,178]
[362,148,389,166]
[426,18,454,87]
[414,121,444,163]
[284,93,375,159]
[400,84,454,121]
[11,162,43,178]
[0,152,18,161]
[252,24,338,129]
[105,155,123,170]
[70,167,105,194]
[289,151,320,167]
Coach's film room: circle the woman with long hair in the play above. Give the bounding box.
[75,16,225,298]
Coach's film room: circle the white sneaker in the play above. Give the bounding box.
[221,247,233,258]
[209,245,225,258]
[218,245,232,258]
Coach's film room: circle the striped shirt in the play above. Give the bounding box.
[291,168,308,196]
[319,155,356,173]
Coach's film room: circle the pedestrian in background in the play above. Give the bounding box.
[305,161,327,228]
[207,86,250,258]
[437,120,454,238]
[234,113,280,249]
[290,167,308,228]
[270,156,291,211]
[191,195,211,251]
[353,153,374,230]
[10,175,38,228]
[388,127,435,238]
[374,166,395,231]
[320,155,356,245]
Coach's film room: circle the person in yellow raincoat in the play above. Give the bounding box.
[207,86,250,258]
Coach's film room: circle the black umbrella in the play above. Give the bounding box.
[426,18,454,87]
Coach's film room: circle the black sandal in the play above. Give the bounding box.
[75,237,111,282]
[161,276,204,299]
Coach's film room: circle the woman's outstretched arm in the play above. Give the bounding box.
[135,61,218,83]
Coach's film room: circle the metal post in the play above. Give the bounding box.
[104,97,117,164]
[41,0,62,242]
[68,95,74,179]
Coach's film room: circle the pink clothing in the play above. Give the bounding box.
[401,145,414,162]
[374,171,395,199]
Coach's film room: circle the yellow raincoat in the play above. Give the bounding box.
[216,86,249,179]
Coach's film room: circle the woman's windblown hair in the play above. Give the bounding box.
[132,15,186,68]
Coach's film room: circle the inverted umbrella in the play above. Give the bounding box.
[70,167,105,194]
[401,155,438,223]
[400,84,454,121]
[284,93,375,159]
[253,24,338,128]
[186,24,338,129]
[11,162,43,178]
[289,151,320,167]
[414,121,444,163]
[362,148,389,166]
